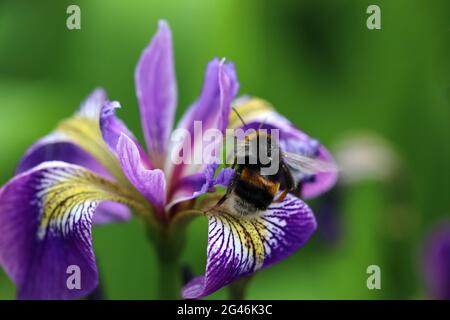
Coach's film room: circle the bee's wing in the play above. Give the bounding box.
[282,151,338,175]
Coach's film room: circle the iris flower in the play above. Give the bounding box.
[0,20,336,299]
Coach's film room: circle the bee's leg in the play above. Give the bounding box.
[215,156,239,207]
[205,167,241,213]
[275,162,295,203]
[204,185,234,213]
[275,189,289,203]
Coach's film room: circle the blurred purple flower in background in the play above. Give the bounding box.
[423,223,450,300]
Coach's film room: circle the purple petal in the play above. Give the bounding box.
[176,59,238,142]
[302,146,337,199]
[166,59,238,207]
[16,88,108,175]
[167,163,235,209]
[423,224,450,300]
[77,88,107,119]
[182,194,316,299]
[214,167,235,187]
[0,162,138,299]
[135,20,177,166]
[92,202,131,224]
[117,134,166,209]
[100,101,152,169]
[16,139,131,225]
[15,90,132,224]
[16,133,108,175]
[231,97,337,199]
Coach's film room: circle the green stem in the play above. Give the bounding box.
[156,249,180,300]
[147,208,201,299]
[152,225,185,300]
[228,276,252,300]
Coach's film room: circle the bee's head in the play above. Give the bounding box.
[240,131,280,170]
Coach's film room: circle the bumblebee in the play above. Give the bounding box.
[208,108,336,217]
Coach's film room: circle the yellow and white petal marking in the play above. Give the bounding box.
[207,198,309,276]
[33,162,146,240]
[182,194,316,299]
[207,196,315,273]
[209,211,266,272]
[56,113,128,186]
[38,89,129,187]
[229,97,275,129]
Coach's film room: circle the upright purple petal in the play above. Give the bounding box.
[167,59,238,208]
[117,134,166,209]
[135,20,177,167]
[182,194,316,299]
[100,101,152,169]
[0,162,142,299]
[99,100,166,213]
[231,97,337,199]
[176,59,238,140]
[423,224,450,300]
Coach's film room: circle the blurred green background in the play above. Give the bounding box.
[0,0,449,299]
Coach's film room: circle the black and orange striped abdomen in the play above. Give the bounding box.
[234,167,280,211]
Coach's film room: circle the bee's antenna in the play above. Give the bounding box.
[232,107,247,127]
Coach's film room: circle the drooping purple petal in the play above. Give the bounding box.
[16,133,107,175]
[0,162,141,299]
[92,202,131,224]
[15,89,132,224]
[230,97,337,199]
[135,20,177,167]
[166,59,238,208]
[182,194,316,299]
[423,224,450,300]
[117,133,166,209]
[16,139,131,225]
